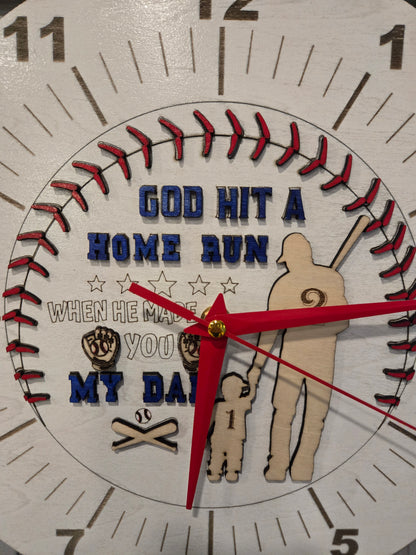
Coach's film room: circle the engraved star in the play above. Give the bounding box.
[148,271,177,297]
[221,277,239,294]
[188,275,210,295]
[117,273,138,294]
[87,275,105,292]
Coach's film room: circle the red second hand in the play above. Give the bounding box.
[227,330,416,432]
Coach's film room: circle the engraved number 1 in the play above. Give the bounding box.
[380,24,405,70]
[227,409,235,429]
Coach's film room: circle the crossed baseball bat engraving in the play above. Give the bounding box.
[111,417,178,452]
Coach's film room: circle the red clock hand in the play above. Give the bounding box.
[186,295,228,510]
[128,285,229,510]
[226,329,416,433]
[186,300,416,337]
[129,282,206,325]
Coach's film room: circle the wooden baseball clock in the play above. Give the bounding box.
[0,1,415,553]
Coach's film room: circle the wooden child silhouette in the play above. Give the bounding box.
[207,371,257,482]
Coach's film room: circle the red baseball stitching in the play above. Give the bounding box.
[31,203,70,233]
[3,309,37,326]
[3,285,41,304]
[321,154,352,190]
[98,142,131,180]
[379,246,416,278]
[6,339,39,354]
[251,112,270,161]
[8,256,49,277]
[371,222,406,255]
[126,126,153,168]
[14,368,44,380]
[276,121,299,166]
[299,136,327,175]
[17,231,58,255]
[366,199,395,232]
[386,279,416,300]
[343,177,380,212]
[24,392,50,403]
[159,117,184,161]
[193,110,215,157]
[225,109,244,158]
[389,312,416,328]
[72,161,109,194]
[51,181,88,211]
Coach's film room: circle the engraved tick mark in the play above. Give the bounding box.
[160,523,168,551]
[308,487,334,528]
[66,490,86,515]
[355,478,376,502]
[272,36,285,79]
[86,487,114,529]
[159,32,169,77]
[218,27,225,95]
[190,28,196,73]
[0,418,36,442]
[403,150,416,164]
[297,510,310,538]
[389,448,415,467]
[128,40,143,84]
[111,511,126,539]
[323,57,342,97]
[276,517,287,546]
[24,104,53,136]
[44,477,67,500]
[337,490,355,516]
[135,518,147,547]
[0,191,25,210]
[99,52,118,93]
[298,44,314,87]
[386,113,415,144]
[47,84,73,120]
[246,30,254,74]
[333,72,371,130]
[373,464,396,485]
[25,462,50,484]
[72,66,107,126]
[3,126,35,156]
[7,445,33,465]
[367,93,393,126]
[0,160,19,176]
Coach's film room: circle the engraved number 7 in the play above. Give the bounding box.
[56,529,85,555]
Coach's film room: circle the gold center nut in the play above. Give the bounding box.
[207,319,226,339]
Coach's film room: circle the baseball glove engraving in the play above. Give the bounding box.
[82,326,120,370]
